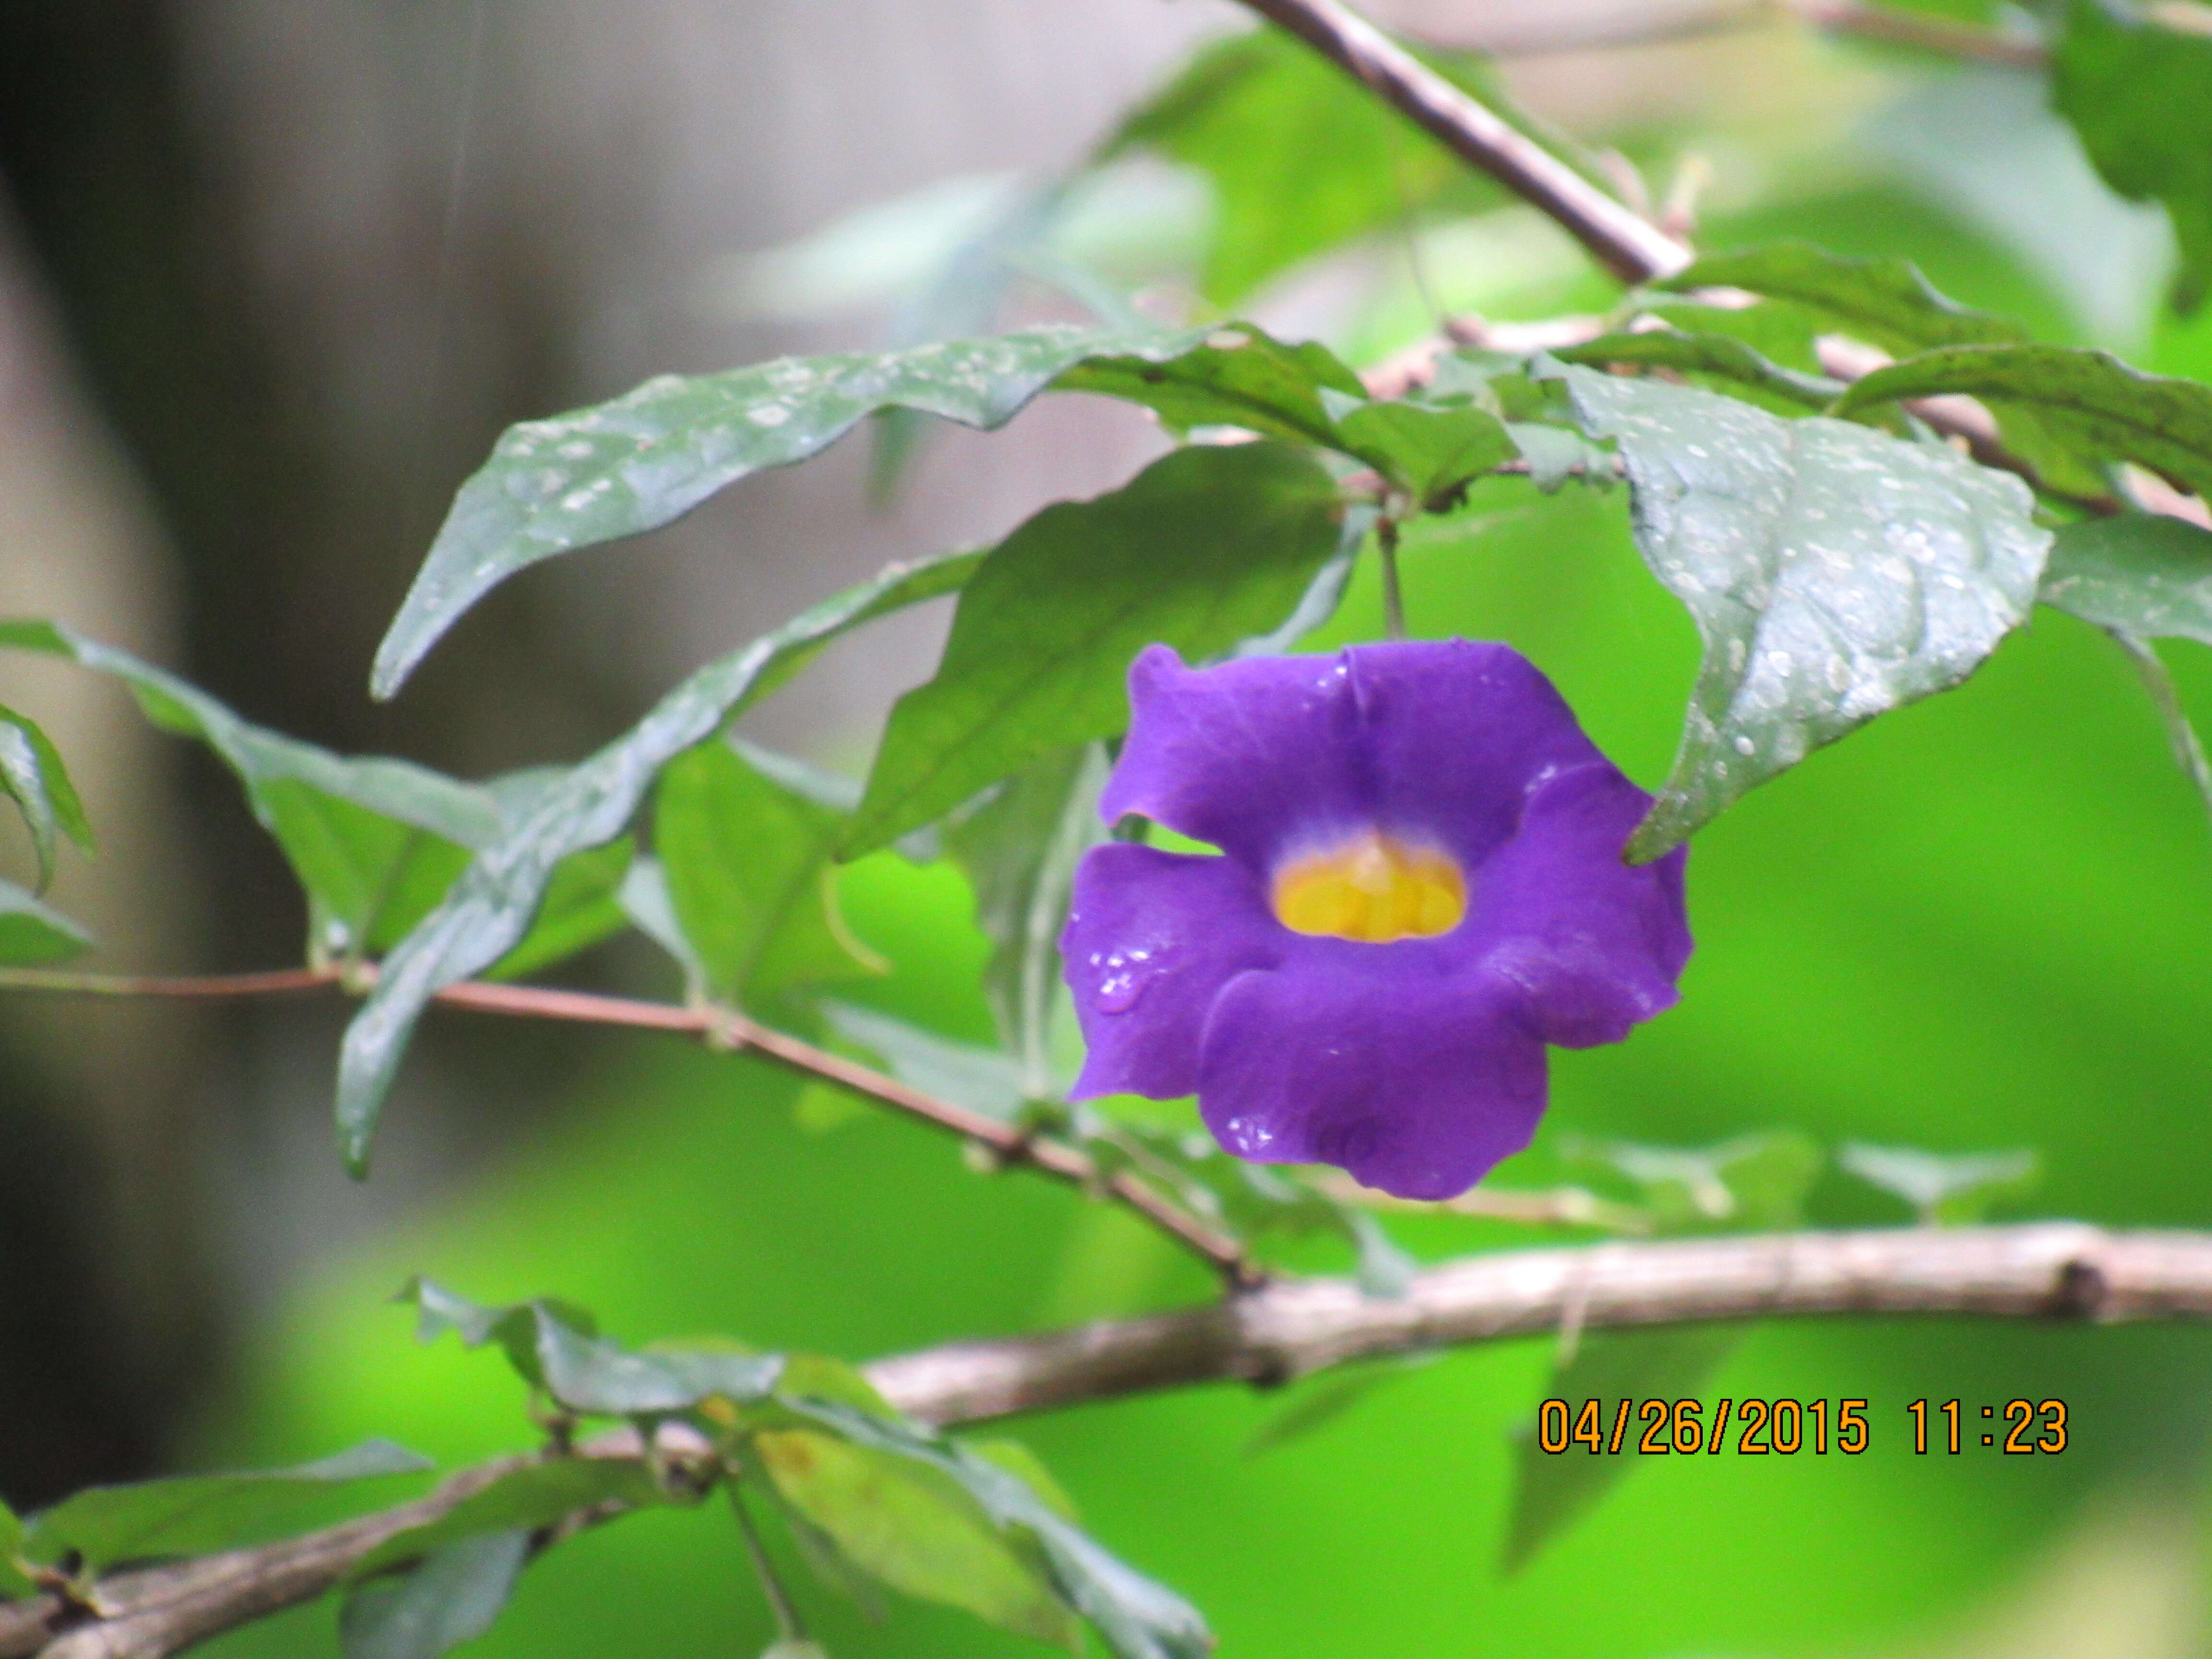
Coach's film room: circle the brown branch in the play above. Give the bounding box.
[0,965,1256,1287]
[0,966,340,999]
[7,1223,2210,1657]
[1227,0,1693,285]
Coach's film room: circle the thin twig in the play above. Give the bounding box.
[0,964,1256,1286]
[1228,0,1693,284]
[6,1222,2209,1657]
[0,965,341,999]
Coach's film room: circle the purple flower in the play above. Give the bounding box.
[1061,641,1692,1200]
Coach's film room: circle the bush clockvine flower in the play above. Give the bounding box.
[1062,640,1693,1200]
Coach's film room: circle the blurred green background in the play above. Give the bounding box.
[3,2,2210,1656]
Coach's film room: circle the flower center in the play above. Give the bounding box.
[1271,831,1467,943]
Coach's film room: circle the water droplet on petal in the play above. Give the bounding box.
[1091,945,1164,1013]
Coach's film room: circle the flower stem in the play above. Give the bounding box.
[728,1485,810,1647]
[1377,517,1407,641]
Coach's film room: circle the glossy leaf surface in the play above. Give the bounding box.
[1835,344,2212,503]
[1556,368,2048,859]
[337,551,980,1169]
[372,327,1205,697]
[0,702,90,892]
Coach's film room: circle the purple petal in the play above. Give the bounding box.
[1196,964,1548,1200]
[1099,641,1609,873]
[1063,844,1281,1101]
[1470,762,1693,1048]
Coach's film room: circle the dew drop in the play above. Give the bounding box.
[1090,945,1163,1013]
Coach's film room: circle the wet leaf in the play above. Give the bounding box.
[2042,515,2212,643]
[1553,367,2048,860]
[1834,344,2212,504]
[1057,325,1356,446]
[340,1530,529,1659]
[1323,390,1517,509]
[1839,1142,2041,1225]
[337,550,979,1172]
[2052,0,2212,313]
[0,703,90,892]
[24,1442,433,1573]
[846,441,1342,856]
[371,326,1205,697]
[754,1430,1077,1645]
[482,836,633,981]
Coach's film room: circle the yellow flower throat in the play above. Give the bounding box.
[1271,831,1467,943]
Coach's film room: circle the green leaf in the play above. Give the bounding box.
[0,878,91,965]
[1504,1326,1741,1572]
[963,1441,1081,1524]
[0,703,91,892]
[371,325,1208,697]
[1101,27,1572,306]
[754,1429,1078,1646]
[1833,344,2212,504]
[336,549,979,1172]
[2053,0,2212,313]
[23,1442,433,1573]
[0,1501,34,1599]
[0,621,500,959]
[846,441,1343,856]
[655,741,878,1009]
[943,744,1107,1097]
[1637,299,1823,374]
[2043,515,2212,643]
[1551,366,2049,860]
[790,1399,1210,1659]
[483,835,633,981]
[353,1461,664,1578]
[1553,329,1842,416]
[1655,241,2025,357]
[1323,391,1517,509]
[340,1530,529,1659]
[1056,324,1358,447]
[1564,1131,1822,1234]
[817,1002,1026,1124]
[1839,1142,2041,1225]
[402,1279,782,1415]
